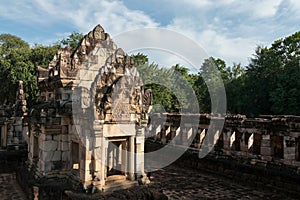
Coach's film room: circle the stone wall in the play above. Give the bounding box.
[147,113,300,167]
[145,113,300,197]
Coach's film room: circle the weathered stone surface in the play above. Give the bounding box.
[62,151,70,161]
[53,135,60,141]
[61,142,69,151]
[261,147,272,156]
[41,151,54,162]
[52,151,61,161]
[42,140,58,151]
[61,134,69,142]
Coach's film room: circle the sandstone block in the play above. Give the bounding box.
[53,135,60,141]
[43,140,58,151]
[61,134,69,142]
[62,151,70,161]
[39,160,52,172]
[61,142,69,151]
[52,151,62,161]
[62,125,68,134]
[260,147,272,156]
[46,135,52,141]
[61,116,70,125]
[42,151,54,162]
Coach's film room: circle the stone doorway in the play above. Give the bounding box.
[107,138,128,179]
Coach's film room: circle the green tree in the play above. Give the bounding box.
[58,32,84,50]
[132,54,191,113]
[243,32,300,116]
[31,44,60,68]
[195,57,230,113]
[0,34,38,105]
[268,32,300,115]
[225,63,246,114]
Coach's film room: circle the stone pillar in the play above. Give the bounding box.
[165,125,170,142]
[261,134,272,161]
[213,130,221,147]
[135,130,144,175]
[199,129,206,148]
[1,123,7,148]
[93,121,107,190]
[171,127,180,145]
[170,126,177,142]
[128,136,135,181]
[121,140,127,174]
[193,129,201,149]
[7,122,13,145]
[80,136,93,189]
[78,117,95,189]
[154,123,161,141]
[186,127,193,144]
[223,130,231,155]
[161,128,166,144]
[181,127,188,146]
[283,136,296,165]
[3,122,8,148]
[136,130,149,184]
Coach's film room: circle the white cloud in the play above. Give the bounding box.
[165,17,259,66]
[228,0,283,18]
[0,0,299,68]
[0,0,159,35]
[32,0,159,35]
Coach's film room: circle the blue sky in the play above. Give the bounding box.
[0,0,299,68]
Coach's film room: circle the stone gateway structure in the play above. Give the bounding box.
[27,25,150,192]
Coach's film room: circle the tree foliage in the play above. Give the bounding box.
[243,32,300,116]
[0,34,60,106]
[0,34,37,105]
[132,54,196,113]
[31,44,60,68]
[58,32,84,50]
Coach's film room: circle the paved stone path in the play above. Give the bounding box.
[0,173,28,200]
[0,166,297,200]
[150,165,297,200]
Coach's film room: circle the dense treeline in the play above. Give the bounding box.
[0,31,299,116]
[133,32,300,116]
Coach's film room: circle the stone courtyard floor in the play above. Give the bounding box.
[0,165,298,200]
[0,173,28,200]
[150,165,297,200]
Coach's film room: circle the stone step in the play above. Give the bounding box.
[105,175,126,183]
[102,180,138,192]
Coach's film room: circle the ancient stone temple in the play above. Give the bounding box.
[27,25,150,192]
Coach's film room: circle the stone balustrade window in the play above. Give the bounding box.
[272,136,283,159]
[33,136,39,158]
